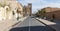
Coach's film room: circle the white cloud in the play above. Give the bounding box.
[47,3,60,8]
[19,0,60,13]
[40,3,60,8]
[39,0,60,8]
[23,0,38,3]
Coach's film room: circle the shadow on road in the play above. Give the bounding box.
[9,26,55,31]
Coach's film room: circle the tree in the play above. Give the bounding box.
[41,8,46,14]
[35,8,46,17]
[38,8,46,16]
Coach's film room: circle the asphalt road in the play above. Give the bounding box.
[9,16,54,31]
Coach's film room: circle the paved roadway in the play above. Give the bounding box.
[9,16,54,31]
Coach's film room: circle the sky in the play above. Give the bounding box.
[17,0,60,13]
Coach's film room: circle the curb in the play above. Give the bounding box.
[35,18,56,31]
[4,16,28,31]
[11,21,21,27]
[11,16,28,27]
[12,17,27,27]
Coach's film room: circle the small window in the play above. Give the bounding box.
[6,8,9,11]
[12,11,15,15]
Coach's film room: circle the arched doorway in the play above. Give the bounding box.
[52,14,55,19]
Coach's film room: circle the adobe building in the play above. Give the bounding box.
[23,3,32,16]
[0,0,24,20]
[17,3,24,18]
[43,7,60,20]
[28,3,32,16]
[23,6,28,16]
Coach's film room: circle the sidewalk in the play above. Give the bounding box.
[0,16,28,31]
[36,18,60,31]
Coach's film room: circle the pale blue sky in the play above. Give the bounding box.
[17,0,60,13]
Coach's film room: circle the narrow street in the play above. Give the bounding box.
[9,16,54,31]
